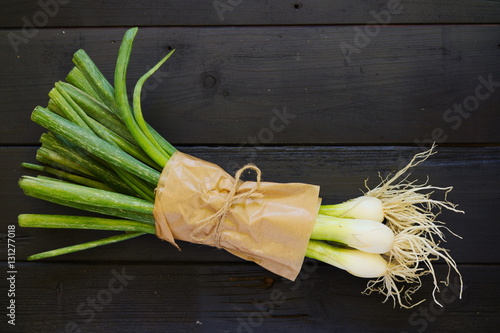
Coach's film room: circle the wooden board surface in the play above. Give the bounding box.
[2,26,500,145]
[1,1,499,332]
[1,0,500,26]
[0,263,497,333]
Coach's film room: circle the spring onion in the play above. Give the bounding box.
[17,27,463,309]
[306,240,388,278]
[311,214,394,254]
[319,196,385,222]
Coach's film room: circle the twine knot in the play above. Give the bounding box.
[190,164,262,248]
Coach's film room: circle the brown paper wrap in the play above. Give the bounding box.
[153,151,321,281]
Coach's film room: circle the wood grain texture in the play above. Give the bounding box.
[1,0,500,27]
[0,263,497,332]
[2,146,499,264]
[1,26,500,145]
[1,1,499,332]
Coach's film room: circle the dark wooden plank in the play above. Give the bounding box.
[1,0,500,27]
[2,145,499,264]
[1,262,497,332]
[2,26,500,145]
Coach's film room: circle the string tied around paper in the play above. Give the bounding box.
[190,164,263,248]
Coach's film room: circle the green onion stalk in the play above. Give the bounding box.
[18,28,462,309]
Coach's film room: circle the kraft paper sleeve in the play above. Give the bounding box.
[153,151,321,281]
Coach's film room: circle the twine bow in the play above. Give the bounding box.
[190,164,263,248]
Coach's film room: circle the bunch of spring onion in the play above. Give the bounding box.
[18,27,462,309]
